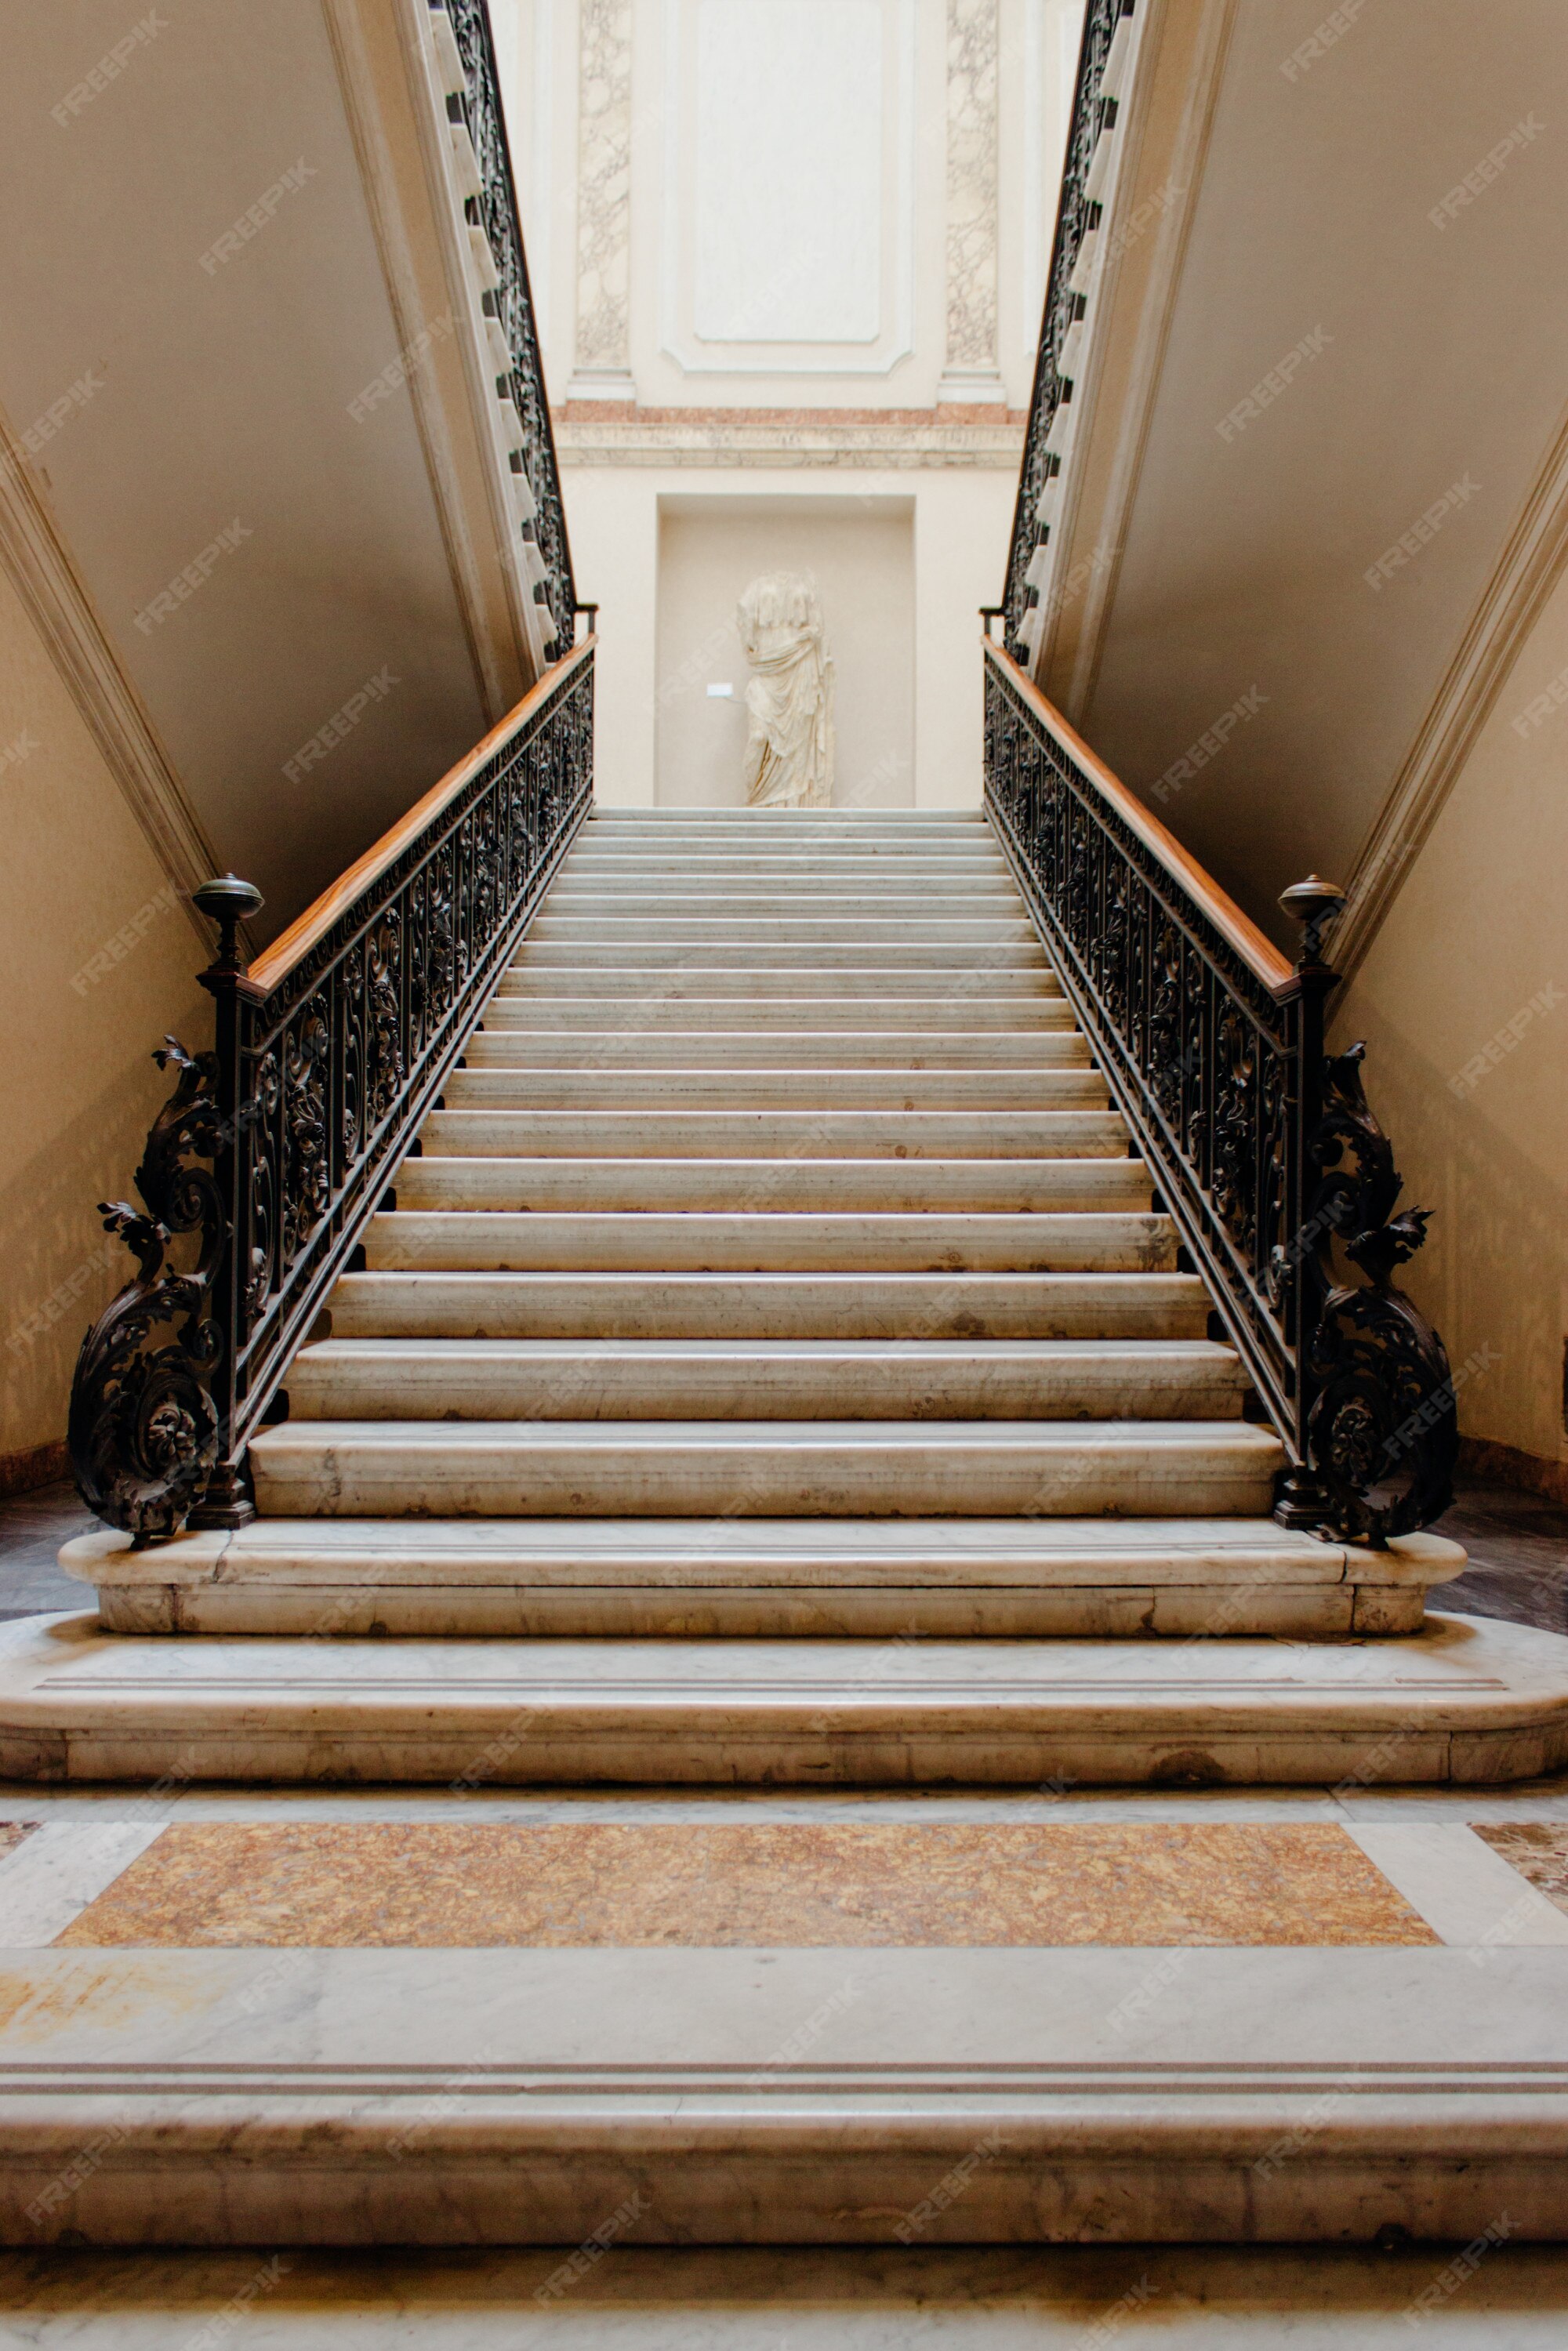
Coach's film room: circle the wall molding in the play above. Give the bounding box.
[658,0,917,379]
[1329,398,1568,982]
[0,426,219,942]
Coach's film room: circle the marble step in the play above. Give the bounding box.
[394,1156,1152,1214]
[8,1937,1568,2247]
[561,861,1014,886]
[285,1337,1247,1424]
[328,1270,1210,1340]
[5,1609,1563,1790]
[567,835,1009,856]
[361,1210,1172,1274]
[514,941,1050,969]
[529,914,1037,942]
[583,813,987,832]
[465,1029,1091,1069]
[442,1070,1110,1112]
[418,1108,1130,1158]
[480,995,1077,1030]
[557,851,1011,869]
[66,1518,1465,1639]
[550,869,1020,893]
[495,967,1062,997]
[247,1417,1283,1518]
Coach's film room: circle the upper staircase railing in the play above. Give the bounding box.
[69,0,590,1542]
[442,0,575,651]
[983,637,1457,1544]
[1004,0,1127,658]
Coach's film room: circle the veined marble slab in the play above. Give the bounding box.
[0,1820,167,1943]
[1345,1823,1568,1948]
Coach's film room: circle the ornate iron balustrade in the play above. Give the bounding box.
[71,642,594,1542]
[983,638,1456,1544]
[1003,0,1126,653]
[442,0,575,650]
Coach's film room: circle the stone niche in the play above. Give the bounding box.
[654,492,915,809]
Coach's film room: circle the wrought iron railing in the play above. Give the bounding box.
[442,0,575,649]
[1004,0,1125,655]
[983,637,1456,1544]
[70,642,594,1541]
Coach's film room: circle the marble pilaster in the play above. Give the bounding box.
[570,0,633,397]
[940,0,1004,403]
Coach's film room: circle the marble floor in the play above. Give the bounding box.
[3,2244,1568,2345]
[0,1482,89,1623]
[2,1479,1566,2331]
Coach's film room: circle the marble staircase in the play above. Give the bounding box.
[34,806,1560,1790]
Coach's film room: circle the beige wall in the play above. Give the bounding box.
[1330,557,1568,1478]
[0,0,543,945]
[655,499,914,809]
[1039,0,1568,956]
[0,568,208,1478]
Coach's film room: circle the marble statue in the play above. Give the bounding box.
[736,572,835,809]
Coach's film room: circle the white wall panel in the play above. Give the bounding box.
[661,0,915,377]
[694,0,883,345]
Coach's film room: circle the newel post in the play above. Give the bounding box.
[1272,875,1345,1531]
[187,874,264,1532]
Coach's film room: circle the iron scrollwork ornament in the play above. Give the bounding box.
[1303,1046,1457,1544]
[67,1039,227,1544]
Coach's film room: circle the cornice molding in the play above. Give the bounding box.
[551,406,1026,470]
[0,423,219,943]
[1330,397,1568,982]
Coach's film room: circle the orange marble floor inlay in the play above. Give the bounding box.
[54,1823,1437,1949]
[0,1825,34,1867]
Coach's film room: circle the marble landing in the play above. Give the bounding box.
[6,1609,1568,1787]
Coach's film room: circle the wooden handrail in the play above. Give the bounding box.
[983,637,1294,996]
[247,637,596,996]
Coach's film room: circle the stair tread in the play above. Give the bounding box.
[361,1208,1172,1272]
[297,1337,1230,1359]
[0,1606,1542,1711]
[67,1515,1452,1573]
[253,1417,1277,1447]
[394,1158,1150,1212]
[419,1112,1130,1159]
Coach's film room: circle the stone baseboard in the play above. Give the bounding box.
[0,1442,67,1503]
[1460,1435,1568,1509]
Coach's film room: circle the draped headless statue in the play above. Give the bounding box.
[736,573,835,809]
